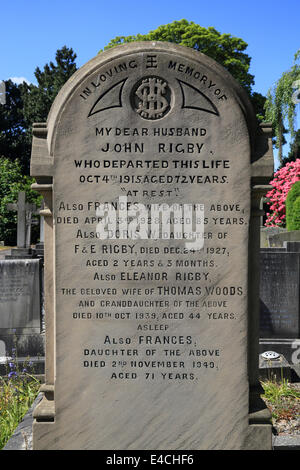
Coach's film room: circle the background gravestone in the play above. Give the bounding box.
[259,241,300,362]
[0,259,44,364]
[0,191,45,373]
[31,42,273,450]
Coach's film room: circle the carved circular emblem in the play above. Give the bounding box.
[261,351,281,361]
[131,76,171,120]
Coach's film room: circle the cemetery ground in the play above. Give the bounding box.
[261,377,300,436]
[0,345,41,450]
[0,246,15,252]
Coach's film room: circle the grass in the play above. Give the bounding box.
[261,376,300,432]
[0,349,41,450]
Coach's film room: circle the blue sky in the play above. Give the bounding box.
[1,0,300,165]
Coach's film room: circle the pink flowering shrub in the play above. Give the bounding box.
[265,159,300,227]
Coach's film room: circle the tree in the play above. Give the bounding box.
[0,46,78,175]
[286,180,300,231]
[0,80,31,172]
[0,47,77,244]
[251,92,267,123]
[280,129,300,168]
[100,19,265,119]
[264,50,300,166]
[22,46,78,164]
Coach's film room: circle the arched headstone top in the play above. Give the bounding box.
[46,42,256,156]
[31,42,273,184]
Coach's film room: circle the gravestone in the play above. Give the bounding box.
[260,226,286,248]
[30,42,273,450]
[260,242,300,362]
[6,191,40,258]
[268,229,300,247]
[0,80,6,105]
[0,259,44,359]
[1,195,45,368]
[0,340,6,360]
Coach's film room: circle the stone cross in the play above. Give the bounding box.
[6,191,38,248]
[0,81,6,105]
[39,200,45,243]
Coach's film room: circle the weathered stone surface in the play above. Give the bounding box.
[259,242,300,362]
[268,229,300,247]
[31,42,273,450]
[0,259,43,357]
[260,251,300,338]
[272,435,300,450]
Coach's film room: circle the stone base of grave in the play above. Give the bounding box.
[31,385,273,450]
[272,435,300,450]
[259,338,300,364]
[242,425,273,450]
[35,242,44,258]
[268,230,300,248]
[241,384,273,450]
[5,247,37,259]
[0,329,45,376]
[0,330,44,357]
[0,356,45,376]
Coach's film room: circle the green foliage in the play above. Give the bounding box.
[0,46,77,175]
[0,342,40,450]
[22,46,77,143]
[251,92,267,122]
[292,197,300,230]
[286,180,300,231]
[0,158,42,244]
[261,377,300,404]
[260,376,300,424]
[0,80,31,173]
[101,19,255,96]
[264,49,300,165]
[0,375,40,450]
[280,129,300,169]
